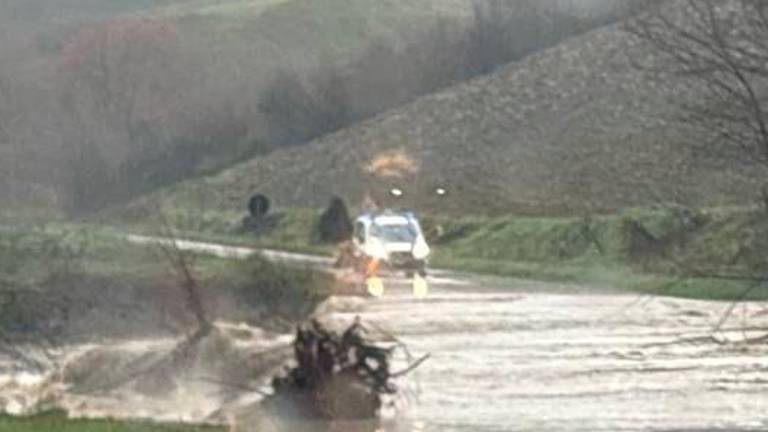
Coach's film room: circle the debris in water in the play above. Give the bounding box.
[267,318,425,420]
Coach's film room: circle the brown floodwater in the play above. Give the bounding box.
[2,251,767,431]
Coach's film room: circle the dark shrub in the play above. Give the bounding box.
[315,196,353,244]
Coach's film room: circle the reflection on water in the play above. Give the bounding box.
[367,275,430,298]
[366,277,385,297]
[412,276,429,298]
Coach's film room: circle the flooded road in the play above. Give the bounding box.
[2,234,768,431]
[318,276,768,432]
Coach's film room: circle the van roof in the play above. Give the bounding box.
[374,215,410,225]
[356,210,417,225]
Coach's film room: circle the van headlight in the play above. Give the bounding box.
[368,238,389,260]
[412,236,430,260]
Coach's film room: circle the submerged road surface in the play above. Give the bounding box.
[316,277,768,432]
[126,235,768,431]
[2,235,765,431]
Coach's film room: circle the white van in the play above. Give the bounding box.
[352,211,430,277]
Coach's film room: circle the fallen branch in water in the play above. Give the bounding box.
[267,317,429,420]
[391,354,431,378]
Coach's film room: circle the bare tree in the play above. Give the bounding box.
[152,215,212,343]
[622,2,768,340]
[56,18,182,212]
[627,1,768,176]
[259,67,353,146]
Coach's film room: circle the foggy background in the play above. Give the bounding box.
[0,0,640,215]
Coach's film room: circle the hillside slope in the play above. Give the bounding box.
[151,15,764,216]
[8,0,645,215]
[1,0,474,212]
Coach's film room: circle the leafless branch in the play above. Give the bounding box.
[390,354,431,378]
[150,208,212,336]
[627,0,768,168]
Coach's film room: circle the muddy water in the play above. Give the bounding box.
[318,278,768,432]
[2,271,768,431]
[0,322,293,423]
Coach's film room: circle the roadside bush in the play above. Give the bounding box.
[0,228,90,286]
[315,196,352,244]
[622,206,707,241]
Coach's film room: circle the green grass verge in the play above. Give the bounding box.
[426,205,768,300]
[0,412,222,432]
[112,204,768,301]
[15,202,766,301]
[430,255,768,301]
[0,220,333,334]
[113,207,333,256]
[0,223,196,283]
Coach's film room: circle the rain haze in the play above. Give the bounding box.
[1,1,768,431]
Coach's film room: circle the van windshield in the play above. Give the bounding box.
[371,223,416,243]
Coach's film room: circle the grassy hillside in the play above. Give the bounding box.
[110,3,768,301]
[149,11,764,217]
[427,206,768,299]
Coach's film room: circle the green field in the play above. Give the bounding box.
[0,412,222,432]
[113,204,768,301]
